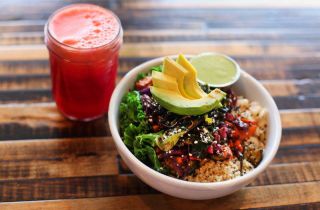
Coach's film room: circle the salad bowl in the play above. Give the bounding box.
[108,55,281,200]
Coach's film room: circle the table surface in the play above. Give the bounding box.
[0,0,320,209]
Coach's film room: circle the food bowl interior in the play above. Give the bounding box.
[230,71,281,171]
[109,56,281,199]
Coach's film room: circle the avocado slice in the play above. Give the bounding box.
[156,127,187,151]
[152,71,181,93]
[163,57,194,99]
[177,54,207,99]
[150,86,226,115]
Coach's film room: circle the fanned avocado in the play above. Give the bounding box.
[150,86,226,115]
[162,57,194,99]
[152,71,181,93]
[177,54,207,99]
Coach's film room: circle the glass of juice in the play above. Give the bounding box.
[45,4,123,121]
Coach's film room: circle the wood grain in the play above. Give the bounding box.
[249,202,320,210]
[4,29,320,46]
[0,103,318,140]
[0,91,319,109]
[1,42,320,62]
[1,55,320,76]
[0,103,109,140]
[0,160,319,201]
[122,0,320,9]
[0,76,319,97]
[0,0,319,208]
[0,137,118,180]
[1,181,319,209]
[0,132,319,181]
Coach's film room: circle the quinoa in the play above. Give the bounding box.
[185,97,267,182]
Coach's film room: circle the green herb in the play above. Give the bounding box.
[135,65,162,83]
[151,65,162,72]
[136,73,147,82]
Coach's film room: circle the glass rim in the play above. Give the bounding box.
[45,3,123,51]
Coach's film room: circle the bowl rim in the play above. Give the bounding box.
[108,55,282,190]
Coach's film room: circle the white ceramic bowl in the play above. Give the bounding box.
[108,55,282,200]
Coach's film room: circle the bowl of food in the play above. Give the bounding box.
[108,53,281,200]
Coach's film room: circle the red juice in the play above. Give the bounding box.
[45,4,122,121]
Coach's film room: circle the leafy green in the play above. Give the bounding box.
[119,89,163,171]
[135,65,162,82]
[119,91,145,134]
[123,122,148,149]
[136,73,147,82]
[151,65,162,72]
[134,133,163,171]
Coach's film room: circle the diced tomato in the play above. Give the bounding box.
[233,124,256,141]
[232,128,240,139]
[152,124,160,132]
[224,121,234,127]
[234,140,243,153]
[225,113,234,121]
[135,76,152,90]
[207,145,214,154]
[221,145,233,159]
[247,125,257,137]
[176,157,183,164]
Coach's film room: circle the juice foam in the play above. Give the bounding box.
[49,5,120,48]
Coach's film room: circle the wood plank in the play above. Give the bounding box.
[0,137,118,180]
[274,95,320,109]
[123,0,320,9]
[2,7,320,25]
[0,74,319,97]
[1,42,320,61]
[1,181,319,209]
[0,32,44,45]
[281,126,320,146]
[0,75,50,90]
[0,0,117,21]
[0,20,45,33]
[250,162,320,186]
[0,89,319,110]
[1,55,320,77]
[0,103,319,140]
[0,161,319,202]
[273,144,320,164]
[0,128,319,181]
[0,103,109,140]
[280,108,320,128]
[0,175,157,202]
[249,202,320,210]
[0,118,318,181]
[5,29,320,46]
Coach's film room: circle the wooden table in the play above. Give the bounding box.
[0,0,319,209]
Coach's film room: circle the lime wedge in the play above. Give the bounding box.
[190,53,240,87]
